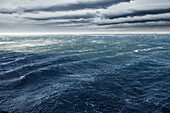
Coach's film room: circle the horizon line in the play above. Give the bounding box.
[0,32,170,35]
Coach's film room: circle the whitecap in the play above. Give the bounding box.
[134,47,163,53]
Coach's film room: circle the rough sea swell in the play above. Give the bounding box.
[0,34,170,113]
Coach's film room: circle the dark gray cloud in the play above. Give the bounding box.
[0,0,170,33]
[36,19,92,27]
[25,13,96,20]
[24,0,130,12]
[105,8,170,19]
[97,18,170,26]
[107,22,170,29]
[0,10,14,14]
[0,0,130,14]
[49,19,91,25]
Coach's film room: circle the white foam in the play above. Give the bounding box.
[1,56,27,65]
[0,42,16,44]
[134,47,163,53]
[0,75,26,84]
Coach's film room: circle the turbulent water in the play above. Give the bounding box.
[0,34,170,113]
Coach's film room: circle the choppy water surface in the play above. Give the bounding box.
[0,34,170,113]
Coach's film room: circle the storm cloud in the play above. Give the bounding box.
[24,0,131,13]
[25,13,96,20]
[105,8,170,19]
[0,0,170,33]
[0,0,130,14]
[97,17,170,26]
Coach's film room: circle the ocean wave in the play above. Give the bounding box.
[0,56,27,66]
[134,47,164,53]
[0,34,170,113]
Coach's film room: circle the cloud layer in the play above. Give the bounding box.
[0,0,170,33]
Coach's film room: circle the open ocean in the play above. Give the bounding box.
[0,34,170,113]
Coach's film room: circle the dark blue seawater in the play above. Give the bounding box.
[0,34,170,113]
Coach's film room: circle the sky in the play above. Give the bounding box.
[0,0,170,33]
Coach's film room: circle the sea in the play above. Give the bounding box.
[0,34,170,113]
